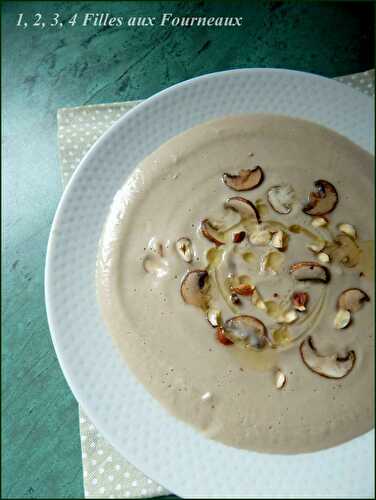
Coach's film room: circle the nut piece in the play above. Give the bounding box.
[201,391,212,401]
[216,326,234,345]
[207,308,221,327]
[312,217,328,228]
[303,180,338,216]
[307,241,326,253]
[255,299,267,311]
[292,292,309,311]
[233,231,246,243]
[249,229,271,246]
[267,184,295,214]
[180,270,210,309]
[282,310,298,324]
[200,219,225,246]
[334,309,351,329]
[300,336,355,379]
[175,237,193,263]
[290,261,330,283]
[337,288,370,313]
[224,196,261,223]
[338,223,357,239]
[317,252,330,263]
[223,315,268,351]
[231,284,255,296]
[223,167,264,191]
[271,230,287,250]
[275,370,287,389]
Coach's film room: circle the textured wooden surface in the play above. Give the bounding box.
[2,1,374,498]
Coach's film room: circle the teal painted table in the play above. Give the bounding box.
[2,1,374,498]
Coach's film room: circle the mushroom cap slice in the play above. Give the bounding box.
[180,270,210,309]
[223,167,264,191]
[290,261,330,283]
[303,180,338,216]
[223,315,268,351]
[300,336,355,379]
[267,184,295,214]
[337,288,370,313]
[224,196,261,223]
[200,219,225,246]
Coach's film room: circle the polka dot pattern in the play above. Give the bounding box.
[336,69,374,97]
[79,411,168,499]
[59,101,168,499]
[56,69,373,499]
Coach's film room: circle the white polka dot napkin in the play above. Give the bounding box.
[56,69,374,499]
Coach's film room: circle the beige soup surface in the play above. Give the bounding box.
[97,114,374,453]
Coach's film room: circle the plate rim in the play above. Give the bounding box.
[45,67,374,498]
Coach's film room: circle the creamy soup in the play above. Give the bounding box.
[97,115,374,453]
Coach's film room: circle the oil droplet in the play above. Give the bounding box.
[242,251,255,264]
[265,300,284,320]
[206,247,224,268]
[255,199,269,217]
[289,224,321,241]
[272,325,292,346]
[262,251,284,273]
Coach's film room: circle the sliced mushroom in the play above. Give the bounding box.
[200,219,225,246]
[223,315,268,351]
[303,180,338,216]
[337,288,370,313]
[223,167,264,191]
[300,336,355,379]
[180,270,210,309]
[267,184,295,214]
[290,262,330,283]
[224,196,261,223]
[176,237,193,263]
[216,326,234,345]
